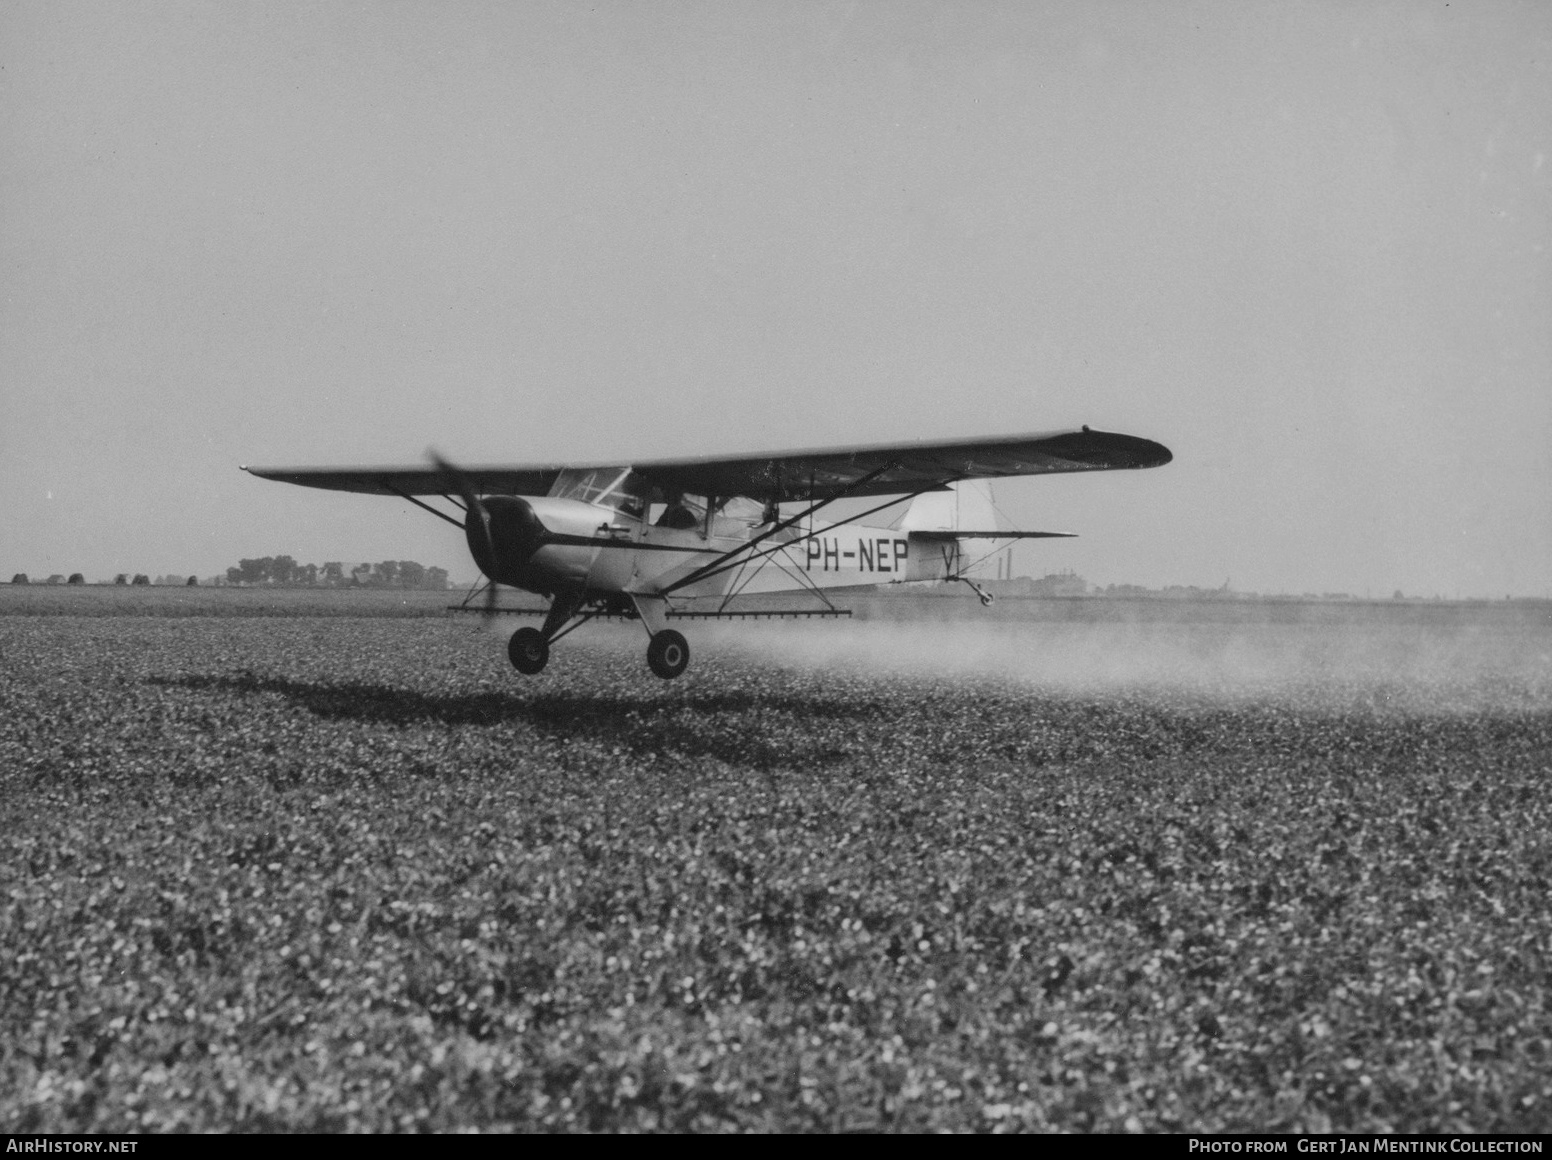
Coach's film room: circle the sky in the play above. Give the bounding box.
[2,1,1548,596]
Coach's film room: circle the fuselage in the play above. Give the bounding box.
[480,474,970,603]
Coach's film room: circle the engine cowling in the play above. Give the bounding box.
[465,495,546,585]
[465,494,625,596]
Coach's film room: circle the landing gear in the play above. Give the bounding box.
[504,596,692,679]
[954,576,995,606]
[508,627,549,674]
[646,629,689,680]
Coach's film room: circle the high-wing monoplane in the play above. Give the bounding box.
[245,427,1170,678]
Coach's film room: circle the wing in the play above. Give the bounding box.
[243,427,1170,501]
[629,427,1170,502]
[240,465,563,497]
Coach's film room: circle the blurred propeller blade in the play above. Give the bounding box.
[430,451,498,619]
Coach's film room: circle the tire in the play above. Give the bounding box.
[508,627,549,674]
[646,629,689,680]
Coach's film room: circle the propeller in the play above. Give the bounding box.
[430,452,557,615]
[431,452,501,619]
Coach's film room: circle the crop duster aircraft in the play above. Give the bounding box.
[245,427,1170,679]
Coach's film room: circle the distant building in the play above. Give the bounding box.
[1103,583,1152,598]
[1028,570,1089,597]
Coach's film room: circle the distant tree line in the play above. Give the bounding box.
[221,557,448,589]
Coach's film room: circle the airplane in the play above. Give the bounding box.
[244,426,1170,679]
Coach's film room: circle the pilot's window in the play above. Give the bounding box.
[656,501,699,530]
[719,496,765,526]
[549,468,649,517]
[653,492,708,529]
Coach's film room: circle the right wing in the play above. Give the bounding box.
[628,427,1170,502]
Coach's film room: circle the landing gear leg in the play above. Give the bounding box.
[508,627,549,674]
[954,576,995,606]
[630,594,691,679]
[647,629,690,680]
[508,592,585,675]
[540,591,584,640]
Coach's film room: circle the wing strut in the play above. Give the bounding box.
[658,463,893,596]
[385,485,467,532]
[659,471,962,598]
[717,540,842,614]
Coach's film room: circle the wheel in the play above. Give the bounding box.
[508,627,549,674]
[646,629,689,680]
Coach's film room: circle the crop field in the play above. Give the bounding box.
[2,592,1550,1131]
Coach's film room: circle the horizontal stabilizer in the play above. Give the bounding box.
[908,529,1077,540]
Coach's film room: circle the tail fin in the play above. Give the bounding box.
[897,479,999,533]
[899,480,1019,584]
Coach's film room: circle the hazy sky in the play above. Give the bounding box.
[3,1,1548,596]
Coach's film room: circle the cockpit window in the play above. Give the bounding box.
[654,494,703,529]
[650,493,766,532]
[548,468,648,518]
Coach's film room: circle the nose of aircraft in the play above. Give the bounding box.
[466,494,547,583]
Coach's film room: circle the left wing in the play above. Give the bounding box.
[240,465,562,497]
[243,427,1170,502]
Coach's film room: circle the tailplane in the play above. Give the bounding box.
[898,481,1076,590]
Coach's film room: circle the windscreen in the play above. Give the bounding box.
[547,468,648,518]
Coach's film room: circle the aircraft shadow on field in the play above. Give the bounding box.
[148,672,876,769]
